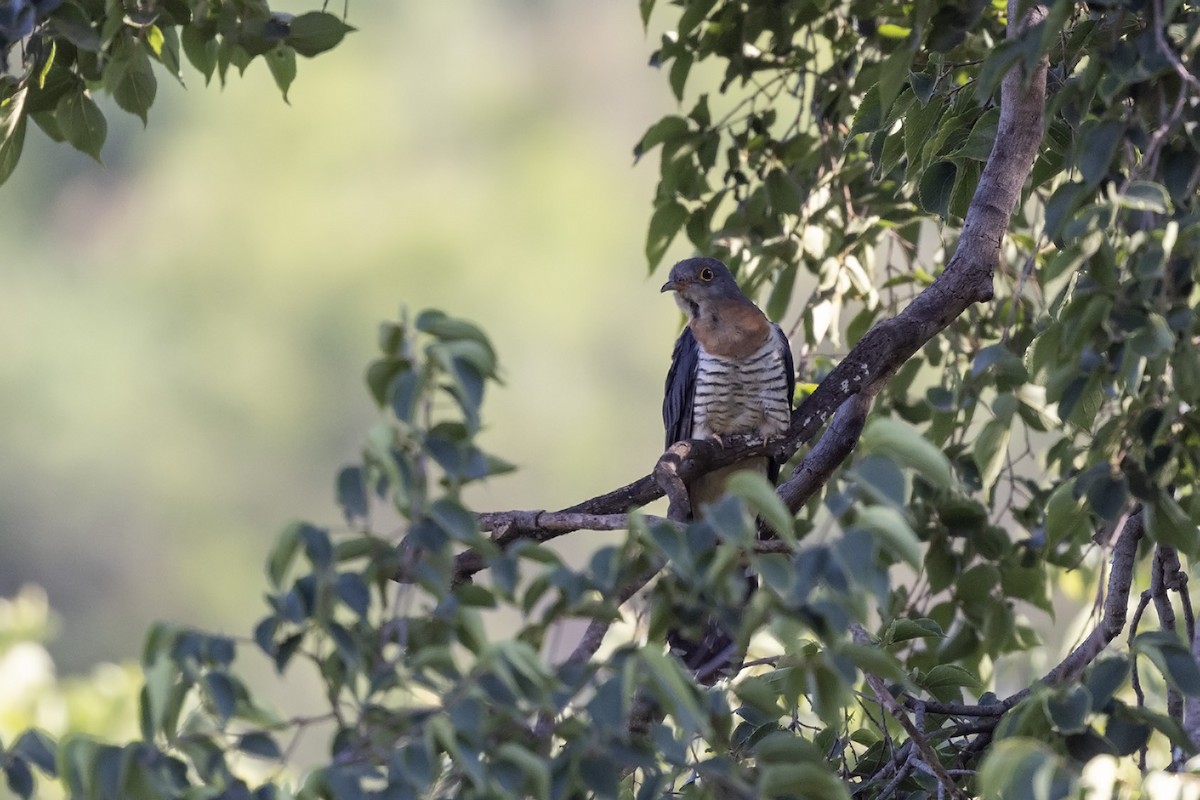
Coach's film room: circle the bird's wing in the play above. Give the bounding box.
[767,323,796,484]
[663,326,699,449]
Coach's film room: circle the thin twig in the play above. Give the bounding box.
[853,625,969,800]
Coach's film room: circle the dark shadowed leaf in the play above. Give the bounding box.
[1045,685,1090,733]
[181,25,217,82]
[918,160,956,217]
[336,466,368,523]
[203,672,237,722]
[55,90,106,161]
[1086,657,1129,711]
[1079,119,1122,186]
[335,572,371,616]
[286,12,355,57]
[646,200,688,269]
[850,84,882,136]
[1105,710,1151,756]
[237,732,282,761]
[853,454,908,507]
[11,730,56,776]
[112,45,157,124]
[3,760,33,800]
[634,115,688,159]
[297,523,333,568]
[1134,631,1200,696]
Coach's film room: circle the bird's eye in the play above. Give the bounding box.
[699,268,714,281]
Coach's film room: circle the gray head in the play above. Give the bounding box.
[660,257,748,318]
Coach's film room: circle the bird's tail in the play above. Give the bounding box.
[665,568,757,685]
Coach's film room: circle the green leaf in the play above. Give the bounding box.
[1105,710,1151,756]
[758,763,850,800]
[849,84,882,136]
[904,93,943,173]
[1086,657,1129,711]
[646,199,688,270]
[978,738,1065,800]
[974,39,1021,101]
[839,642,909,685]
[860,417,954,489]
[336,466,368,523]
[1078,119,1123,186]
[640,648,709,737]
[852,506,921,568]
[1146,493,1198,557]
[335,572,371,616]
[237,732,282,761]
[1044,481,1086,551]
[1085,472,1127,522]
[883,617,943,645]
[266,44,297,102]
[4,761,33,800]
[918,159,957,217]
[181,25,217,83]
[11,730,57,777]
[639,0,656,27]
[1134,631,1200,696]
[140,655,176,737]
[55,90,106,161]
[726,471,794,543]
[144,25,165,57]
[286,12,355,58]
[496,742,550,799]
[416,310,497,356]
[853,454,908,507]
[49,15,101,52]
[954,108,1000,162]
[268,522,303,588]
[203,672,237,723]
[0,88,28,187]
[1044,685,1090,733]
[877,47,914,117]
[298,523,333,568]
[429,498,481,543]
[973,418,1011,495]
[809,660,852,725]
[668,50,692,101]
[923,663,982,699]
[634,115,689,159]
[1116,181,1171,214]
[111,45,158,125]
[909,70,935,104]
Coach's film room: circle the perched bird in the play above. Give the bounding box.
[660,256,795,679]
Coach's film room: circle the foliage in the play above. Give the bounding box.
[0,0,352,184]
[0,586,141,800]
[8,0,1200,798]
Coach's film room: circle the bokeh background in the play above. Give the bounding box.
[0,1,689,680]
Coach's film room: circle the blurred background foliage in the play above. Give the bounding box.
[0,0,679,672]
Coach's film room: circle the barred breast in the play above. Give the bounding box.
[692,329,791,440]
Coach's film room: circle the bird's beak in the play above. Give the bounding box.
[660,279,680,293]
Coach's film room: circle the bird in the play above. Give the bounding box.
[659,256,795,680]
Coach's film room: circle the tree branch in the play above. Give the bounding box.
[1038,509,1145,686]
[853,626,969,800]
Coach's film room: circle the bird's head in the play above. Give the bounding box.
[660,257,747,319]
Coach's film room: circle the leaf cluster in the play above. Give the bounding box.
[0,0,353,184]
